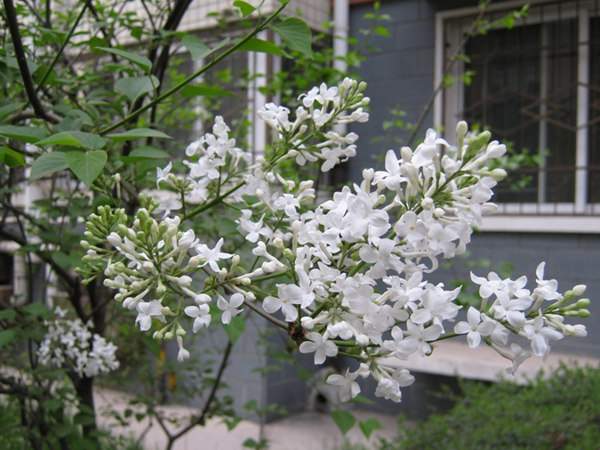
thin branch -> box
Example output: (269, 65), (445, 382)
(3, 0), (59, 123)
(244, 299), (288, 329)
(140, 0), (157, 33)
(166, 341), (233, 448)
(99, 1), (288, 135)
(36, 1), (89, 92)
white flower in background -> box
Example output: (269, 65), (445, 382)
(217, 293), (244, 324)
(38, 309), (119, 377)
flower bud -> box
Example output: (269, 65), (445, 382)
(490, 168), (507, 181)
(164, 331), (174, 340)
(576, 298), (591, 308)
(273, 238), (284, 249)
(421, 197), (434, 210)
(301, 316), (315, 330)
(456, 121), (468, 140)
(572, 284), (587, 296)
(433, 208), (445, 218)
(400, 146), (413, 162)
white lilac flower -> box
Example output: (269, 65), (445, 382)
(195, 238), (232, 272)
(135, 300), (164, 331)
(326, 369), (361, 402)
(217, 293), (244, 324)
(523, 316), (563, 356)
(176, 336), (190, 362)
(96, 80), (590, 405)
(299, 332), (338, 364)
(454, 307), (495, 348)
(184, 304), (211, 332)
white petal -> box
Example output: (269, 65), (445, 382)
(466, 331), (481, 348)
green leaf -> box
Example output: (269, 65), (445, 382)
(95, 47), (152, 72)
(115, 76), (158, 102)
(181, 83), (233, 98)
(234, 0), (256, 17)
(0, 125), (48, 143)
(181, 35), (210, 60)
(331, 410), (356, 435)
(36, 131), (106, 150)
(224, 315), (246, 344)
(30, 152), (68, 180)
(271, 17), (312, 57)
(0, 102), (24, 121)
(359, 418), (382, 439)
(0, 309), (16, 321)
(0, 146), (25, 167)
(239, 37), (284, 56)
(65, 150), (107, 186)
(0, 330), (16, 349)
(107, 128), (172, 142)
(125, 146), (170, 161)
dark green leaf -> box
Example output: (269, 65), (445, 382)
(224, 315), (246, 344)
(0, 330), (16, 349)
(107, 128), (172, 141)
(95, 47), (152, 72)
(234, 0), (256, 17)
(36, 131), (106, 150)
(65, 150), (107, 186)
(239, 37), (284, 56)
(0, 125), (48, 143)
(182, 35), (210, 60)
(331, 410), (356, 434)
(181, 83), (233, 98)
(30, 152), (68, 180)
(115, 76), (158, 102)
(359, 418), (382, 439)
(271, 17), (312, 57)
(0, 146), (25, 167)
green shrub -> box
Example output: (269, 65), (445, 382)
(390, 366), (600, 450)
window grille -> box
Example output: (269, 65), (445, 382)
(440, 0), (600, 215)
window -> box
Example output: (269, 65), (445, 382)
(437, 0), (600, 216)
(0, 252), (14, 305)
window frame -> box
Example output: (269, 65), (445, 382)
(434, 0), (600, 232)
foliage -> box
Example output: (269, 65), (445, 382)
(388, 366), (600, 450)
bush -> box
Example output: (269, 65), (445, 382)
(391, 366), (600, 450)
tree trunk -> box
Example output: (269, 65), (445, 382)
(73, 375), (98, 440)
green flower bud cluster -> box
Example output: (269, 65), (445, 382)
(77, 206), (128, 284)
